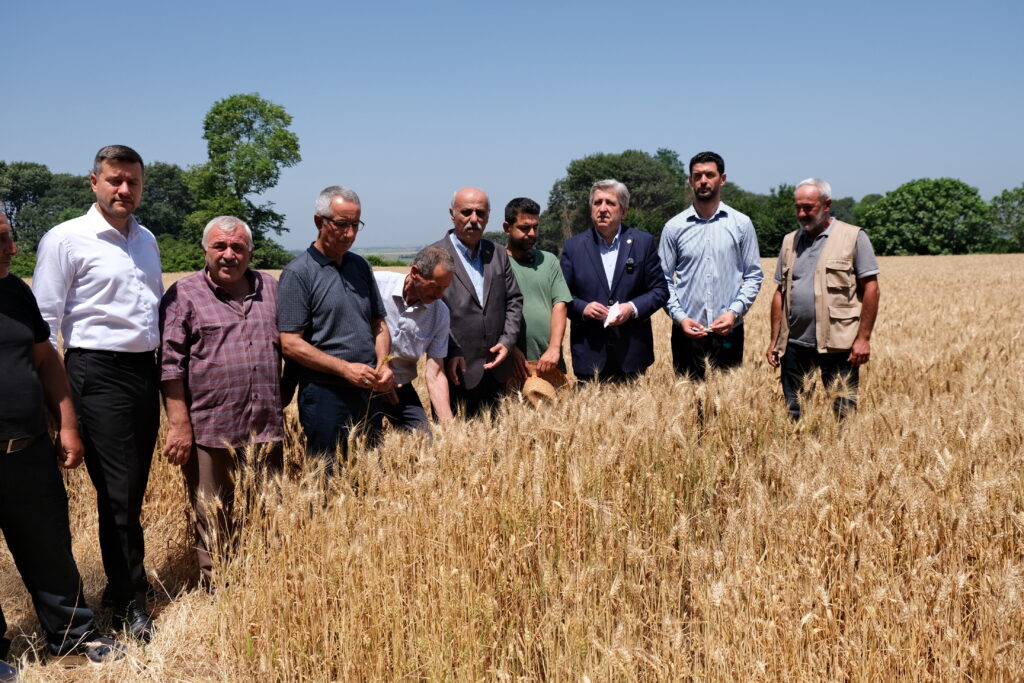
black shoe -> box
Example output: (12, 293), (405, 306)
(102, 581), (157, 608)
(0, 659), (16, 682)
(79, 636), (127, 664)
(112, 605), (155, 642)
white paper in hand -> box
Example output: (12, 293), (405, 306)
(604, 302), (621, 328)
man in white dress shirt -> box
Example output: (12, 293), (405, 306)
(367, 246), (455, 444)
(33, 145), (162, 641)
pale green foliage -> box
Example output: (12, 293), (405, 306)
(990, 183), (1024, 251)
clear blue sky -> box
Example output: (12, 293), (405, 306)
(3, 0), (1022, 250)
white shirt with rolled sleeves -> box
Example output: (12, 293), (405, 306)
(374, 270), (450, 386)
(32, 205), (163, 352)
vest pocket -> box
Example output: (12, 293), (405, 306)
(827, 303), (859, 349)
(825, 260), (854, 290)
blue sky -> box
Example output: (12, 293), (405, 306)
(3, 0), (1022, 250)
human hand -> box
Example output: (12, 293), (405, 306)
(583, 301), (609, 321)
(766, 344), (781, 368)
(163, 422), (193, 466)
(341, 361), (379, 389)
(536, 347), (560, 374)
(708, 311), (737, 336)
(605, 302), (634, 327)
(56, 428), (84, 469)
(373, 363), (395, 393)
(483, 343), (509, 370)
(681, 317), (708, 338)
(510, 347), (529, 381)
(848, 337), (871, 366)
(447, 356), (466, 385)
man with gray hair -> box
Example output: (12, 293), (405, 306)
(367, 246), (456, 443)
(279, 186), (393, 464)
(766, 179), (880, 419)
(560, 179), (668, 382)
(159, 215), (285, 584)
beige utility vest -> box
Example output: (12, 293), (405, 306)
(774, 220), (863, 355)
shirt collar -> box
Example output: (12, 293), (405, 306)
(800, 217), (836, 244)
(449, 231), (481, 261)
(595, 225), (622, 248)
(685, 202), (729, 223)
(388, 271), (412, 306)
(307, 242), (345, 267)
(87, 203), (140, 237)
(203, 268), (258, 300)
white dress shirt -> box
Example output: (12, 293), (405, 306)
(33, 205), (163, 352)
(374, 270), (450, 385)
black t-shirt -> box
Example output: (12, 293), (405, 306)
(0, 275), (49, 440)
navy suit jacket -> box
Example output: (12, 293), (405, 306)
(560, 225), (669, 377)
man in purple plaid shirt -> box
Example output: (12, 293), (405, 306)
(158, 216), (286, 585)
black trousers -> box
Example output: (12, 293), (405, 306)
(367, 383), (431, 447)
(0, 434), (96, 655)
(670, 324), (744, 381)
(574, 353), (645, 384)
(65, 348), (159, 609)
(448, 369), (507, 419)
(780, 343), (859, 420)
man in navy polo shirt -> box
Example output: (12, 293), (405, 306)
(278, 186), (393, 467)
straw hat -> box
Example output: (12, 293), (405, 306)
(520, 361), (569, 406)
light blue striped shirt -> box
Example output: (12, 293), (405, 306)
(658, 202), (763, 327)
(598, 226), (622, 288)
(449, 232), (485, 303)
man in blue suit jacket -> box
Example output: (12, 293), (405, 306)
(560, 179), (669, 382)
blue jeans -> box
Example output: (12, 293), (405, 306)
(780, 343), (859, 420)
(297, 381), (371, 468)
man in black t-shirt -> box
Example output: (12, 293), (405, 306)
(0, 215), (123, 673)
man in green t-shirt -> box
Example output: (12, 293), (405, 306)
(502, 198), (573, 379)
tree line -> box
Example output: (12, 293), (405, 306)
(514, 148), (1024, 258)
(1, 93), (300, 277)
(4, 102), (1023, 278)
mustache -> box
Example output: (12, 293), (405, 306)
(217, 258), (240, 267)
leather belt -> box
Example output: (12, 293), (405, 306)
(2, 436), (34, 454)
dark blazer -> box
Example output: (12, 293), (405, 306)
(560, 225), (669, 377)
(431, 231), (523, 389)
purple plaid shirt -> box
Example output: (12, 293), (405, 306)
(159, 269), (284, 448)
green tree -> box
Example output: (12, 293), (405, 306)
(0, 161), (53, 226)
(727, 184), (797, 256)
(859, 178), (995, 255)
(538, 149), (685, 252)
(12, 173), (92, 250)
(853, 193), (883, 225)
(134, 162), (194, 237)
(830, 196), (856, 223)
(990, 184), (1024, 252)
(184, 93), (301, 255)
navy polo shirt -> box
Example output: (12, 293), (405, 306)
(278, 244), (385, 385)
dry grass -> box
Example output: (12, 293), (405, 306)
(4, 254), (1024, 681)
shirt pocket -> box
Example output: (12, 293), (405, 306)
(827, 303), (860, 350)
(825, 259), (855, 291)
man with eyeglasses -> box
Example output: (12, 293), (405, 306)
(430, 187), (522, 418)
(278, 186), (393, 467)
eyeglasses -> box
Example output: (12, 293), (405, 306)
(320, 217), (365, 233)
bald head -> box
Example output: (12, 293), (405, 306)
(450, 187), (490, 251)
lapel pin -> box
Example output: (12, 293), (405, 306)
(626, 238), (632, 245)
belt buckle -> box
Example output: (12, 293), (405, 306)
(3, 438), (14, 454)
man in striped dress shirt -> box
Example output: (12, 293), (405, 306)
(658, 151), (764, 381)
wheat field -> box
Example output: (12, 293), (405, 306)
(3, 254), (1023, 681)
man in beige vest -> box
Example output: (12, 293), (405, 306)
(766, 179), (880, 419)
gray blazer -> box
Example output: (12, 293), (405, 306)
(430, 231), (523, 389)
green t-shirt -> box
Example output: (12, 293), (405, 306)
(508, 249), (572, 369)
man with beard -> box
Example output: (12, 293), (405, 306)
(33, 145), (162, 640)
(279, 186), (393, 465)
(560, 179), (668, 382)
(502, 197), (572, 381)
(658, 151), (763, 381)
(766, 179), (880, 420)
(430, 187), (522, 418)
(159, 216), (285, 585)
